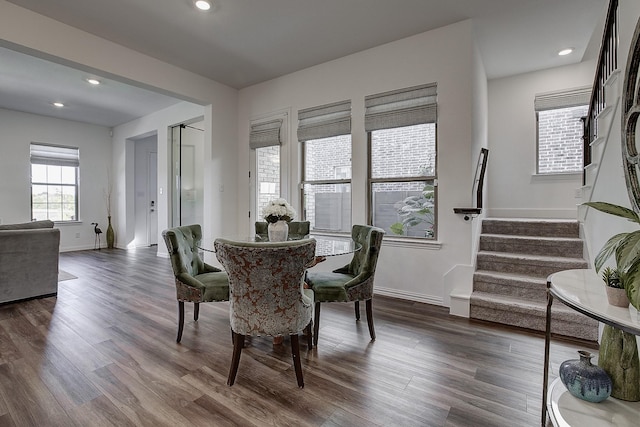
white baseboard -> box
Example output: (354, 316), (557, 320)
(449, 289), (471, 318)
(374, 286), (443, 306)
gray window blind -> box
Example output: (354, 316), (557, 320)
(297, 100), (351, 142)
(534, 86), (591, 111)
(365, 83), (437, 132)
(30, 142), (79, 167)
(249, 119), (283, 149)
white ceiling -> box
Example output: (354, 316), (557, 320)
(0, 0), (607, 127)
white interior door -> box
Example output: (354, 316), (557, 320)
(148, 151), (158, 246)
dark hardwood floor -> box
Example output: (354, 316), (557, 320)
(0, 247), (594, 426)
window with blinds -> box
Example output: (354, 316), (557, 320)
(366, 83), (438, 239)
(535, 87), (590, 174)
(249, 116), (286, 220)
(30, 142), (80, 221)
(299, 100), (352, 233)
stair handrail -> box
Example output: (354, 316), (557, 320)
(583, 0), (618, 185)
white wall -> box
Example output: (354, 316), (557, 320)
(487, 60), (597, 219)
(238, 20), (481, 304)
(0, 2), (240, 257)
(0, 108), (111, 251)
(584, 0), (640, 264)
(112, 102), (203, 252)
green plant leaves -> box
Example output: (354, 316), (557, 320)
(594, 233), (628, 272)
(584, 201), (640, 310)
(583, 202), (640, 223)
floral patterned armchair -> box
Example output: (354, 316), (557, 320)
(214, 238), (316, 387)
(162, 224), (229, 343)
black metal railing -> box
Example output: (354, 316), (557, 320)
(583, 0), (618, 185)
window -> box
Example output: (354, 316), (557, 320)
(30, 143), (79, 221)
(366, 84), (437, 239)
(249, 118), (284, 220)
(535, 87), (590, 174)
(299, 100), (352, 232)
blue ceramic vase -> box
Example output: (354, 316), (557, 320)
(559, 350), (612, 403)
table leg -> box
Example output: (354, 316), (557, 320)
(542, 285), (553, 426)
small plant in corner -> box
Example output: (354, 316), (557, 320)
(583, 201), (639, 309)
(601, 266), (624, 289)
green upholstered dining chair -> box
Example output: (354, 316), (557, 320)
(305, 225), (384, 346)
(255, 221), (311, 240)
(162, 224), (229, 343)
(214, 238), (316, 387)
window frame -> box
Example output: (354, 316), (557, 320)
(367, 123), (438, 240)
(534, 86), (591, 175)
(300, 134), (352, 234)
(30, 143), (80, 223)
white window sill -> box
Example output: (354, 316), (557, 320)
(53, 220), (83, 226)
(532, 172), (581, 182)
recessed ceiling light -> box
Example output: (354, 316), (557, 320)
(558, 48), (573, 56)
(86, 78), (101, 85)
(195, 1), (211, 11)
(53, 102), (64, 108)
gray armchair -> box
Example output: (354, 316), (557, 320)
(162, 224), (229, 343)
(214, 238), (316, 387)
(305, 225), (384, 346)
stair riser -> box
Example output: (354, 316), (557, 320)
(472, 281), (547, 300)
(479, 238), (583, 258)
(481, 221), (579, 238)
(469, 305), (598, 341)
(476, 257), (588, 278)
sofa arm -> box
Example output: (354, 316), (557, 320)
(0, 228), (60, 303)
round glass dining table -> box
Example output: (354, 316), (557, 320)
(199, 234), (361, 258)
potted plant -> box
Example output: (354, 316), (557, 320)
(601, 266), (629, 307)
(583, 201), (639, 310)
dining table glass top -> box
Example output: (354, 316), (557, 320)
(199, 234), (360, 258)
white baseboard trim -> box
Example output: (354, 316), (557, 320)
(60, 244), (96, 252)
(449, 290), (471, 318)
(374, 287), (443, 306)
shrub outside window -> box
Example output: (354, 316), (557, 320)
(369, 124), (436, 238)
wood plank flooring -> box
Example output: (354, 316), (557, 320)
(0, 247), (595, 426)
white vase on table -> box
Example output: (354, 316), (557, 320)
(268, 220), (289, 242)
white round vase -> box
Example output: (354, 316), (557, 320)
(268, 220), (289, 242)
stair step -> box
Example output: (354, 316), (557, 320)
(473, 270), (547, 300)
(479, 234), (583, 258)
(476, 251), (589, 278)
(481, 219), (579, 238)
(469, 292), (598, 341)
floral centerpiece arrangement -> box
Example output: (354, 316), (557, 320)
(262, 198), (296, 223)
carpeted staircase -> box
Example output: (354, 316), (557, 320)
(470, 218), (598, 341)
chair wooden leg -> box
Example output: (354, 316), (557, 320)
(290, 334), (304, 388)
(354, 300), (360, 320)
(177, 301), (185, 343)
(305, 321), (313, 349)
(194, 302), (200, 321)
(228, 332), (245, 386)
(366, 299), (376, 341)
(313, 302), (321, 346)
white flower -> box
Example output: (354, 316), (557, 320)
(262, 198), (296, 223)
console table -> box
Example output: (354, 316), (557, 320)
(543, 269), (640, 426)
